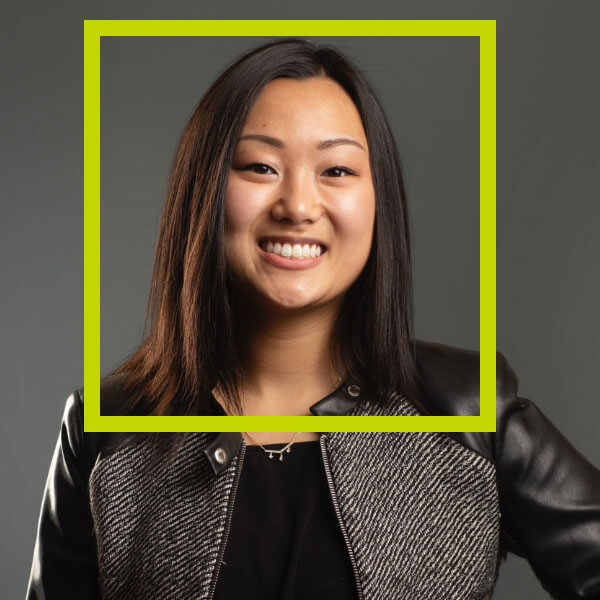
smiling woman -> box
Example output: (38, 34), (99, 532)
(225, 77), (375, 312)
(93, 38), (422, 428)
(26, 39), (600, 600)
(221, 76), (377, 426)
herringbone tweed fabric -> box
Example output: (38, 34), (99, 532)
(325, 393), (501, 599)
(89, 393), (500, 600)
(90, 432), (239, 599)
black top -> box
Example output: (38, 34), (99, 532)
(213, 439), (358, 599)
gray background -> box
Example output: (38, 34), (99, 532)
(2, 1), (599, 598)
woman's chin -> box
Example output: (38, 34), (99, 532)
(253, 286), (326, 313)
(264, 294), (320, 312)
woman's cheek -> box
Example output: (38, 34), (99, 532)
(224, 177), (268, 234)
(331, 181), (376, 247)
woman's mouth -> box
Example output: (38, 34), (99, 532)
(257, 240), (327, 270)
(258, 240), (325, 258)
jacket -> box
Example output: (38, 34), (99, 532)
(26, 340), (600, 599)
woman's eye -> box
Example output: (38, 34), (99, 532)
(241, 163), (276, 175)
(323, 166), (355, 177)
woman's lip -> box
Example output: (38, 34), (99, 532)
(257, 243), (325, 270)
(258, 236), (326, 249)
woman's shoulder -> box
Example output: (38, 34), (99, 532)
(58, 374), (143, 471)
(410, 339), (522, 464)
(414, 338), (519, 419)
(67, 372), (131, 416)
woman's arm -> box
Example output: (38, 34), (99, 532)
(26, 389), (100, 599)
(496, 362), (600, 599)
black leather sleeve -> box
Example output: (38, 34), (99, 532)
(496, 354), (600, 599)
(26, 389), (100, 599)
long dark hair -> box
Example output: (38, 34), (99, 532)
(108, 38), (428, 417)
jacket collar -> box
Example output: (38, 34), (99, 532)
(203, 383), (360, 475)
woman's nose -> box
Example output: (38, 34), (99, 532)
(270, 171), (323, 224)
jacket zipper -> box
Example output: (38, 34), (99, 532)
(320, 435), (364, 600)
(207, 441), (247, 600)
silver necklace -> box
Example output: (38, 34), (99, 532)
(244, 430), (304, 461)
(244, 374), (344, 462)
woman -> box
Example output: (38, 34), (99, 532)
(26, 39), (600, 599)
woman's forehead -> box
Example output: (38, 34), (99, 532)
(240, 77), (368, 148)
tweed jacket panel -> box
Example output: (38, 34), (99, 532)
(89, 432), (240, 600)
(89, 392), (500, 600)
(325, 393), (500, 600)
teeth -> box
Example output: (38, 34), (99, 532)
(260, 240), (324, 259)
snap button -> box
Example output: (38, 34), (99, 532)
(347, 384), (360, 397)
(214, 447), (228, 465)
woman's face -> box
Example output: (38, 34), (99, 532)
(224, 76), (376, 312)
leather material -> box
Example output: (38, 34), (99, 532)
(205, 384), (359, 476)
(26, 340), (600, 599)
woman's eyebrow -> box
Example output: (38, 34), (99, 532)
(318, 137), (366, 152)
(237, 134), (365, 152)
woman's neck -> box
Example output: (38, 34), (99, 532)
(232, 297), (344, 417)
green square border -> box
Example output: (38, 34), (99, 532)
(84, 19), (496, 433)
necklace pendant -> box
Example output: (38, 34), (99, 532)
(268, 452), (274, 459)
(279, 454), (284, 462)
(286, 447), (291, 453)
